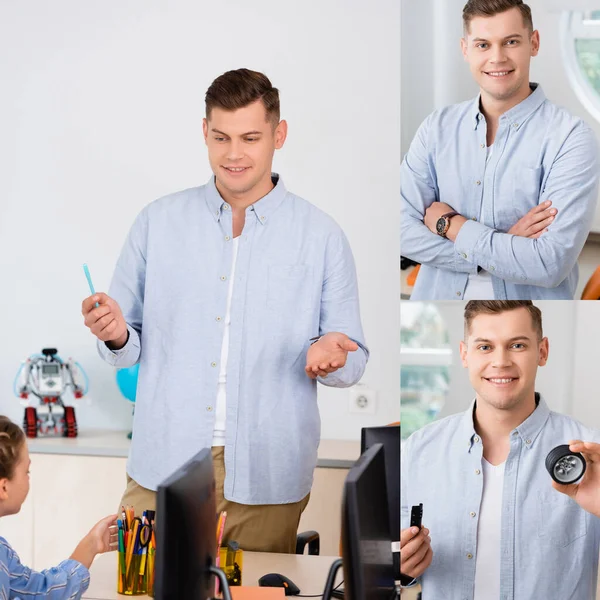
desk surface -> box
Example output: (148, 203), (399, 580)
(83, 551), (342, 599)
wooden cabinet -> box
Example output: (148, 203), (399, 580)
(0, 489), (34, 566)
(299, 467), (348, 557)
(0, 451), (347, 567)
(32, 454), (127, 569)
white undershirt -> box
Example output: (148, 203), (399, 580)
(212, 237), (240, 447)
(464, 144), (495, 300)
(473, 458), (505, 600)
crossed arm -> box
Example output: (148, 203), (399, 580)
(401, 118), (599, 288)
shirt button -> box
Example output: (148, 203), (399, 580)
(467, 553), (473, 559)
(211, 361), (217, 367)
(513, 123), (519, 128)
(470, 511), (476, 517)
(216, 316), (222, 322)
(220, 276), (227, 281)
(223, 204), (230, 210)
(225, 236), (231, 241)
(480, 143), (485, 148)
(461, 252), (467, 259)
(456, 291), (461, 297)
(260, 216), (266, 221)
(474, 436), (480, 443)
(475, 469), (481, 475)
(526, 439), (532, 445)
(206, 406), (213, 412)
(216, 211), (220, 216)
(490, 266), (495, 272)
(476, 180), (481, 185)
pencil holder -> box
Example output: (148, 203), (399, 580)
(116, 508), (156, 596)
(218, 545), (244, 586)
(117, 548), (154, 595)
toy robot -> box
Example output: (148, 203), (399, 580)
(14, 348), (88, 438)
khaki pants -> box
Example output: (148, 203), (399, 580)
(119, 447), (310, 553)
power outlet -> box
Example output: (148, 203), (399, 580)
(349, 384), (377, 414)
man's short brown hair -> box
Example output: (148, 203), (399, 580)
(462, 0), (533, 34)
(464, 300), (543, 341)
(205, 68), (280, 126)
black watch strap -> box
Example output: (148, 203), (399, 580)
(399, 573), (417, 587)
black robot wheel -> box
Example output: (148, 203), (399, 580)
(545, 444), (586, 485)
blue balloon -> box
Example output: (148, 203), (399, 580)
(115, 364), (139, 403)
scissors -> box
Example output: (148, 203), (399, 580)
(138, 521), (153, 577)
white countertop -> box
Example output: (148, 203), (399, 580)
(27, 431), (360, 468)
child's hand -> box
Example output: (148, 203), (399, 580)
(89, 514), (119, 554)
(70, 514), (119, 569)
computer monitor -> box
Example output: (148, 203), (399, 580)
(361, 425), (400, 575)
(340, 443), (396, 599)
(154, 448), (229, 600)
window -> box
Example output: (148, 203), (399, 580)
(561, 10), (600, 123)
(400, 303), (452, 440)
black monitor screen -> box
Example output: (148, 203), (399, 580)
(361, 425), (400, 539)
(154, 448), (216, 600)
(341, 443), (396, 600)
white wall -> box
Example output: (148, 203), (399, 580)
(0, 0), (400, 440)
(417, 301), (593, 423)
(401, 0), (600, 232)
(572, 301), (600, 430)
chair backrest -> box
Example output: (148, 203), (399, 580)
(581, 266), (600, 300)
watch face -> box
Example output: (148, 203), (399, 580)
(436, 217), (446, 236)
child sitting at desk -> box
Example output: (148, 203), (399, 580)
(0, 415), (118, 598)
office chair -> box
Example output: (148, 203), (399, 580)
(406, 264), (420, 287)
(296, 530), (320, 555)
(581, 266), (600, 299)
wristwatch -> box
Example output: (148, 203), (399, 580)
(435, 211), (459, 238)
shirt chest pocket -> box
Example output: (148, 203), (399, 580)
(537, 491), (587, 547)
(267, 265), (313, 313)
(502, 165), (543, 228)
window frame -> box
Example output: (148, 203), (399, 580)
(560, 10), (600, 125)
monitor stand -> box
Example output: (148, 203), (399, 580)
(322, 559), (343, 599)
(208, 565), (233, 600)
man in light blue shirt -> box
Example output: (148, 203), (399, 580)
(401, 300), (600, 599)
(81, 69), (368, 553)
(401, 0), (600, 300)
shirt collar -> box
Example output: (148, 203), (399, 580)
(205, 173), (287, 225)
(461, 392), (551, 452)
(471, 82), (546, 131)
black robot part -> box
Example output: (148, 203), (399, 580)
(545, 444), (587, 485)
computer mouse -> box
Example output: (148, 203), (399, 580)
(258, 573), (301, 596)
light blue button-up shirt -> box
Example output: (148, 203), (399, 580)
(401, 84), (600, 300)
(97, 175), (368, 504)
(0, 537), (89, 599)
(401, 396), (600, 599)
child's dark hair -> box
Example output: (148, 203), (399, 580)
(0, 417), (25, 479)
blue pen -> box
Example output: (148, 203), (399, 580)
(83, 264), (99, 307)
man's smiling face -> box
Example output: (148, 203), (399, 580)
(461, 6), (539, 104)
(460, 307), (548, 412)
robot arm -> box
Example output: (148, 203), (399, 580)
(64, 360), (85, 398)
